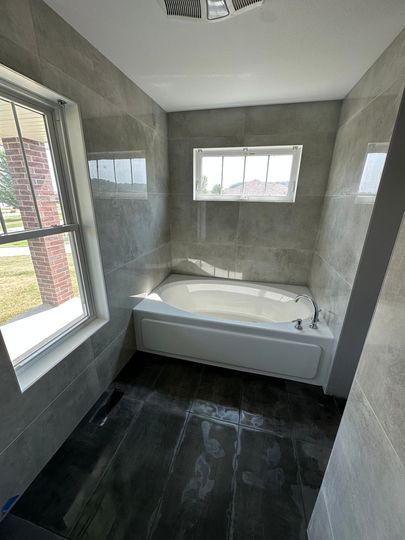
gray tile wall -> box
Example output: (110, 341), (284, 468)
(309, 28), (405, 395)
(308, 214), (405, 539)
(168, 101), (341, 284)
(0, 0), (170, 513)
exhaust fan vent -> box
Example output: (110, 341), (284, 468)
(159, 0), (263, 21)
(232, 0), (262, 10)
(163, 0), (202, 18)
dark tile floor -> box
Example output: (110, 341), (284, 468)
(0, 353), (344, 540)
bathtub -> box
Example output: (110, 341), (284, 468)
(133, 274), (333, 388)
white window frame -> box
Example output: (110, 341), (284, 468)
(193, 145), (303, 202)
(0, 64), (109, 391)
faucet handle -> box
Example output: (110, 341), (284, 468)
(293, 318), (303, 330)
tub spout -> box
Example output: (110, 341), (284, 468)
(295, 294), (320, 329)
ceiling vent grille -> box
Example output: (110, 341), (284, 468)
(163, 0), (202, 18)
(232, 0), (262, 10)
(159, 0), (263, 21)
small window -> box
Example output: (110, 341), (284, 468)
(357, 142), (389, 203)
(0, 75), (105, 380)
(193, 145), (302, 202)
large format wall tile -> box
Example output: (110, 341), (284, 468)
(0, 0), (170, 518)
(168, 102), (340, 284)
(169, 107), (245, 138)
(171, 241), (237, 279)
(315, 195), (374, 286)
(310, 29), (405, 539)
(309, 27), (405, 395)
(170, 196), (240, 244)
(340, 29), (405, 126)
(244, 101), (341, 136)
(318, 382), (405, 539)
(355, 215), (405, 464)
(309, 254), (352, 353)
(235, 245), (312, 285)
(237, 197), (323, 251)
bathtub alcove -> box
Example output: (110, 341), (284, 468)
(134, 274), (333, 388)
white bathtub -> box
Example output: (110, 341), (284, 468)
(134, 274), (333, 388)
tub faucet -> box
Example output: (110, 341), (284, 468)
(295, 294), (320, 329)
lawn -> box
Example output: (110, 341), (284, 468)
(4, 213), (23, 230)
(1, 211), (27, 248)
(0, 254), (79, 325)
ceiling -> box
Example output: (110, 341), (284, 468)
(43, 0), (405, 112)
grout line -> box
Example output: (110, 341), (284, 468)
(314, 251), (353, 288)
(146, 410), (191, 540)
(340, 74), (403, 128)
(69, 397), (147, 536)
(227, 420), (242, 540)
(103, 241), (171, 277)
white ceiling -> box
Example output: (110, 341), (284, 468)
(43, 0), (405, 112)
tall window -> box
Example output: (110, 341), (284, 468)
(0, 90), (93, 369)
(193, 145), (302, 202)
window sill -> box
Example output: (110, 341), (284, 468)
(193, 196), (295, 203)
(15, 317), (108, 392)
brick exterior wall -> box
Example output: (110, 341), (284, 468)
(3, 137), (74, 306)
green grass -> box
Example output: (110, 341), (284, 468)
(0, 254), (79, 325)
(1, 211), (25, 247)
(4, 212), (23, 230)
(0, 239), (28, 248)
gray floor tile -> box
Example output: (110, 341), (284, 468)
(232, 427), (307, 540)
(151, 414), (238, 539)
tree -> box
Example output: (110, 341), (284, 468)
(211, 183), (222, 195)
(197, 174), (208, 193)
(0, 148), (18, 208)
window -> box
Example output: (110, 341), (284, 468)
(357, 142), (389, 203)
(193, 145), (302, 202)
(88, 151), (148, 198)
(0, 65), (108, 388)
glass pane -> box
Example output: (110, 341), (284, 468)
(131, 157), (147, 194)
(207, 0), (229, 19)
(0, 231), (86, 365)
(115, 158), (132, 193)
(266, 154), (293, 197)
(199, 156), (222, 195)
(15, 104), (65, 227)
(222, 155), (244, 196)
(0, 98), (40, 232)
(244, 155), (268, 196)
(358, 143), (388, 197)
(97, 158), (116, 194)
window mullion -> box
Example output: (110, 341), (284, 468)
(10, 102), (43, 229)
(242, 154), (247, 196)
(0, 208), (7, 234)
(265, 154), (270, 193)
(220, 156), (224, 193)
(113, 158), (117, 193)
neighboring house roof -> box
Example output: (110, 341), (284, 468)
(223, 179), (288, 196)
